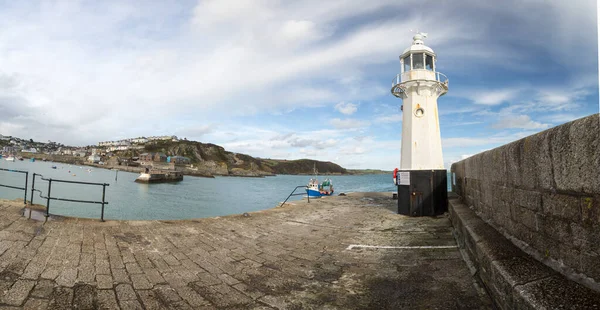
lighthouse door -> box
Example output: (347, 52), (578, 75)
(397, 170), (445, 216)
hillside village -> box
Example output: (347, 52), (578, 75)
(0, 134), (382, 177)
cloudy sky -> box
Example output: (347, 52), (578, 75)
(0, 0), (598, 169)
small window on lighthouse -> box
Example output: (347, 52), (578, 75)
(413, 53), (424, 69)
(403, 56), (411, 72)
(415, 107), (425, 117)
(426, 55), (433, 70)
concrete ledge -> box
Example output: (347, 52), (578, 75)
(450, 197), (600, 309)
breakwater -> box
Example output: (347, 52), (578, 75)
(451, 113), (600, 290)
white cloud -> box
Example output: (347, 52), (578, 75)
(457, 88), (521, 106)
(329, 118), (370, 129)
(492, 115), (549, 130)
(375, 114), (402, 123)
(334, 102), (358, 115)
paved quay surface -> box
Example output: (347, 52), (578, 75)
(0, 193), (492, 309)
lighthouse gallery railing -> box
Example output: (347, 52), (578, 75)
(391, 71), (449, 88)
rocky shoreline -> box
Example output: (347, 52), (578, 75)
(17, 153), (389, 178)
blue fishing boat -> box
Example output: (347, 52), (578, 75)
(306, 164), (334, 198)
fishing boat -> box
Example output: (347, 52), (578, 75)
(306, 164), (334, 198)
(5, 156), (15, 162)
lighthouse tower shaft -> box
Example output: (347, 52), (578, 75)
(400, 82), (444, 170)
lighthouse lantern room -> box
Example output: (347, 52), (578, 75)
(392, 33), (449, 217)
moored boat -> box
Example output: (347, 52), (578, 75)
(306, 164), (334, 198)
(307, 178), (334, 197)
(5, 156), (15, 162)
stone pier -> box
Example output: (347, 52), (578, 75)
(0, 193), (491, 309)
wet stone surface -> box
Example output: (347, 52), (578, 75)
(0, 193), (492, 309)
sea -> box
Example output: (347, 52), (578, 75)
(0, 160), (453, 220)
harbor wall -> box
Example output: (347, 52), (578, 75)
(451, 113), (600, 289)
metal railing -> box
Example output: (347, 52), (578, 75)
(30, 173), (110, 221)
(391, 70), (449, 88)
(280, 185), (309, 208)
(0, 168), (28, 206)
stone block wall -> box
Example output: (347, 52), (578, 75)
(451, 114), (600, 288)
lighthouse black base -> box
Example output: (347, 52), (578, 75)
(396, 170), (448, 216)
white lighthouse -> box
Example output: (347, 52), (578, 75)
(392, 33), (449, 216)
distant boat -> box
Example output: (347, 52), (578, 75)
(51, 166), (57, 169)
(5, 156), (15, 162)
(306, 164), (334, 198)
(30, 158), (35, 162)
(17, 157), (23, 161)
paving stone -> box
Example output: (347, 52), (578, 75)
(116, 283), (137, 302)
(95, 274), (113, 289)
(161, 254), (181, 266)
(2, 279), (35, 306)
(76, 264), (95, 284)
(153, 285), (182, 303)
(72, 284), (96, 309)
(143, 269), (165, 286)
(219, 273), (241, 285)
(133, 253), (154, 269)
(96, 290), (118, 310)
(176, 286), (210, 308)
(233, 282), (265, 300)
(162, 272), (188, 288)
(30, 279), (55, 299)
(112, 267), (130, 283)
(55, 268), (77, 287)
(23, 298), (49, 309)
(121, 251), (136, 264)
(119, 299), (144, 310)
(125, 262), (143, 274)
(137, 290), (164, 310)
(21, 260), (46, 280)
(194, 272), (222, 287)
(48, 286), (73, 310)
(109, 255), (125, 270)
(131, 273), (153, 290)
(95, 259), (110, 275)
(40, 267), (60, 280)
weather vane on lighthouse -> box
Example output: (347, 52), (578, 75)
(391, 32), (449, 216)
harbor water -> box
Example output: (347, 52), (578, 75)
(0, 160), (452, 220)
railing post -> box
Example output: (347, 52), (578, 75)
(101, 184), (106, 222)
(46, 179), (52, 219)
(23, 172), (28, 206)
(30, 173), (36, 206)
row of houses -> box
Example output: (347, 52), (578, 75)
(86, 152), (191, 166)
(139, 153), (191, 165)
(98, 135), (178, 147)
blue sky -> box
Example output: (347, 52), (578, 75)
(0, 0), (597, 170)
